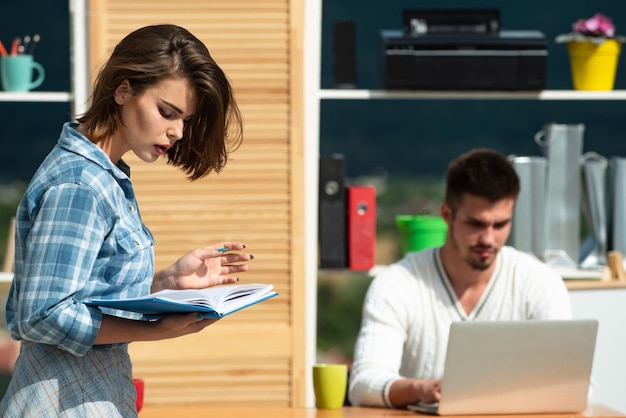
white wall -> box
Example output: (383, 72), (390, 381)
(570, 287), (626, 413)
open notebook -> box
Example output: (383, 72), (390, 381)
(409, 319), (598, 416)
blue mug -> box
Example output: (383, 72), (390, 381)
(0, 55), (45, 92)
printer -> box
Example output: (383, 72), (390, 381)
(380, 10), (547, 90)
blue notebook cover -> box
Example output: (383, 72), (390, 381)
(86, 283), (278, 319)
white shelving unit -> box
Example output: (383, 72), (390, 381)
(0, 0), (88, 115)
(0, 0), (88, 287)
(310, 90), (626, 416)
(304, 1), (626, 412)
(318, 89), (626, 100)
(0, 92), (72, 102)
(0, 273), (11, 294)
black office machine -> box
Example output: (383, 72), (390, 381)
(380, 9), (547, 90)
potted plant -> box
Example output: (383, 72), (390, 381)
(556, 13), (626, 90)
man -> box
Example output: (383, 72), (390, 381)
(348, 148), (571, 408)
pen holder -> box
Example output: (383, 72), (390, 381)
(0, 55), (45, 92)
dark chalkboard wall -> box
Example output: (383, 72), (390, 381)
(0, 1), (71, 185)
(2, 1), (626, 184)
(319, 0), (626, 179)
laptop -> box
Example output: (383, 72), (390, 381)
(408, 319), (598, 416)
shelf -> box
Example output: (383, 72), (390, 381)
(0, 273), (12, 294)
(318, 89), (626, 101)
(0, 92), (72, 102)
(318, 265), (626, 291)
(565, 279), (626, 290)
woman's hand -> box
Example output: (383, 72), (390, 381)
(151, 313), (220, 340)
(94, 313), (221, 345)
(152, 242), (253, 292)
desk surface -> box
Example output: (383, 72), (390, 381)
(4, 274), (626, 292)
(138, 405), (623, 418)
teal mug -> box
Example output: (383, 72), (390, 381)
(0, 55), (45, 92)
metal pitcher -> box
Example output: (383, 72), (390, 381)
(579, 152), (608, 269)
(509, 155), (547, 260)
(534, 123), (584, 267)
(608, 157), (626, 269)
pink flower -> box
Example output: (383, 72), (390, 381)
(572, 13), (615, 38)
(556, 12), (625, 44)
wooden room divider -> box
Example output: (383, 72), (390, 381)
(87, 0), (307, 407)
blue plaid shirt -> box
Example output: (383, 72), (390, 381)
(5, 122), (155, 356)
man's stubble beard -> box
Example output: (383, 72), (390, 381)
(449, 222), (498, 271)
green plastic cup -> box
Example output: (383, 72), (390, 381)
(396, 215), (447, 254)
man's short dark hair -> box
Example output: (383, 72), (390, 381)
(444, 148), (520, 215)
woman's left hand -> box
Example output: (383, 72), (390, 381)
(153, 242), (252, 291)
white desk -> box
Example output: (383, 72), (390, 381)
(570, 286), (626, 414)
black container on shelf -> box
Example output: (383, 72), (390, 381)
(380, 29), (547, 90)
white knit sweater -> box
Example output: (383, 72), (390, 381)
(348, 246), (572, 407)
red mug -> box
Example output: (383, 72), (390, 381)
(133, 378), (144, 412)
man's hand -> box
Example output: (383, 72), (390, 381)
(389, 378), (442, 408)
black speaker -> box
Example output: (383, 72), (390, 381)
(319, 154), (347, 268)
(333, 20), (357, 88)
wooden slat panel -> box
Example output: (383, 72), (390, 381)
(106, 0), (287, 8)
(130, 323), (291, 404)
(286, 0), (308, 406)
(130, 322), (291, 359)
(89, 0), (306, 407)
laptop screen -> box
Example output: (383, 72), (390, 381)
(410, 319), (597, 416)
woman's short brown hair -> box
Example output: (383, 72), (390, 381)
(77, 24), (243, 180)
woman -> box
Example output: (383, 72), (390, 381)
(0, 24), (251, 416)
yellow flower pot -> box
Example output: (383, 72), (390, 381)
(567, 39), (621, 90)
